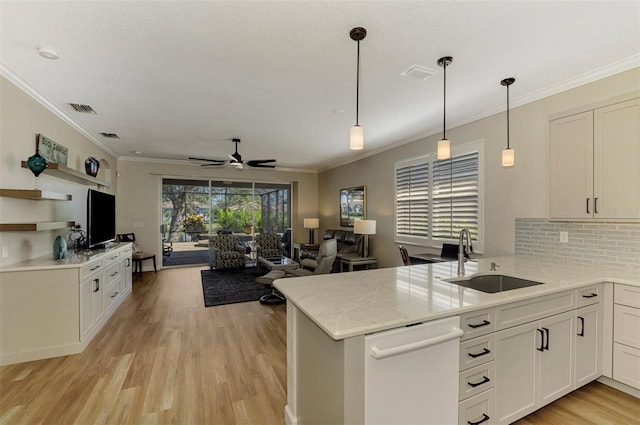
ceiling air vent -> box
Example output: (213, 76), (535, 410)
(401, 65), (436, 80)
(100, 132), (120, 139)
(68, 103), (97, 114)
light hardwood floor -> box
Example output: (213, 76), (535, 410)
(1, 267), (638, 425)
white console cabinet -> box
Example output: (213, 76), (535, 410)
(0, 243), (133, 365)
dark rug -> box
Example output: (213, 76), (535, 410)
(201, 267), (271, 307)
(163, 250), (209, 267)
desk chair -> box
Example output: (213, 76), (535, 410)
(116, 233), (157, 276)
(399, 245), (411, 266)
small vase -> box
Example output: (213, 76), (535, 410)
(26, 150), (48, 189)
(85, 157), (100, 177)
(53, 235), (67, 260)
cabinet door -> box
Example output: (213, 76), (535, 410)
(495, 322), (538, 425)
(538, 312), (574, 407)
(91, 276), (104, 323)
(123, 255), (133, 291)
(594, 98), (640, 219)
(549, 111), (594, 219)
(575, 304), (602, 388)
(80, 279), (94, 341)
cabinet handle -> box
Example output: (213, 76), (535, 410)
(582, 293), (598, 298)
(586, 198), (590, 214)
(110, 272), (118, 277)
(468, 414), (490, 425)
(126, 258), (131, 267)
(93, 278), (100, 293)
(578, 317), (585, 337)
(468, 348), (491, 358)
(467, 376), (490, 388)
(90, 265), (100, 272)
(543, 327), (550, 351)
(110, 291), (119, 298)
(467, 320), (490, 329)
(594, 197), (599, 214)
(537, 328), (545, 351)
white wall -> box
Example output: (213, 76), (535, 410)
(318, 68), (640, 268)
(0, 77), (117, 267)
(115, 159), (318, 269)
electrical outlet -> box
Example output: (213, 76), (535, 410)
(560, 231), (569, 243)
(2, 246), (8, 258)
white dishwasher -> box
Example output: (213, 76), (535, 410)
(364, 316), (463, 424)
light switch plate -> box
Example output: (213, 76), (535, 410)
(560, 231), (569, 243)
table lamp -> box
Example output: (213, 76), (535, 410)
(303, 218), (319, 245)
(354, 219), (376, 258)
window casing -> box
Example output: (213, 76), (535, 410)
(395, 140), (483, 252)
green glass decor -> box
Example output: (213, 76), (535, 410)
(26, 150), (48, 189)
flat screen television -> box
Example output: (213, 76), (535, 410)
(87, 189), (116, 249)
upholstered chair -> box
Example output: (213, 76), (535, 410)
(284, 238), (337, 277)
(255, 232), (283, 258)
(209, 234), (246, 270)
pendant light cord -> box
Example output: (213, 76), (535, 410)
(443, 61), (447, 140)
(506, 84), (510, 149)
(356, 39), (360, 126)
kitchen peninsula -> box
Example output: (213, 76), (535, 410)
(275, 256), (640, 425)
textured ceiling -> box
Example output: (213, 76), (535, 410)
(1, 1), (639, 171)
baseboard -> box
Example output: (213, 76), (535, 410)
(597, 376), (640, 398)
(284, 405), (297, 425)
(0, 342), (82, 366)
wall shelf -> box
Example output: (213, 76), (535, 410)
(0, 189), (72, 201)
(0, 221), (75, 232)
(21, 162), (109, 187)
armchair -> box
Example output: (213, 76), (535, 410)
(209, 234), (247, 270)
(255, 232), (283, 258)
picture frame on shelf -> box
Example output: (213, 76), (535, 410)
(339, 185), (366, 227)
(36, 133), (68, 166)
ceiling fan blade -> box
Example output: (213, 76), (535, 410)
(200, 162), (226, 167)
(247, 159), (276, 168)
(188, 156), (226, 164)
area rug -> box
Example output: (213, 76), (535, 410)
(163, 250), (209, 267)
(201, 267), (271, 307)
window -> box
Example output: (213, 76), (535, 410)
(395, 141), (483, 251)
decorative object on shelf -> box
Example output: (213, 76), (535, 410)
(26, 150), (48, 189)
(437, 56), (453, 160)
(501, 77), (516, 168)
(303, 218), (319, 244)
(67, 224), (87, 252)
(340, 185), (366, 227)
(53, 235), (67, 260)
(349, 26), (367, 151)
(36, 134), (68, 166)
(354, 219), (376, 258)
(84, 157), (100, 177)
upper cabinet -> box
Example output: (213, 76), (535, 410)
(550, 97), (640, 220)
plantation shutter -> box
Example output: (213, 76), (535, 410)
(396, 161), (429, 237)
(432, 152), (479, 241)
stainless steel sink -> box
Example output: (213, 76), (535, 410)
(445, 274), (543, 293)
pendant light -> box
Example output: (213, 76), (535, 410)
(437, 56), (453, 160)
(349, 27), (367, 150)
(501, 77), (516, 167)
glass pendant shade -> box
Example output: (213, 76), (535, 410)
(502, 147), (515, 167)
(437, 138), (451, 160)
(350, 125), (364, 150)
(26, 150), (47, 177)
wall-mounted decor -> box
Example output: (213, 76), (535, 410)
(84, 157), (100, 177)
(340, 185), (366, 227)
(36, 134), (68, 166)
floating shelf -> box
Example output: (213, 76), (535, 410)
(21, 162), (109, 187)
(0, 221), (75, 232)
(0, 189), (72, 201)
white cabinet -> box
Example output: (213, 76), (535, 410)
(613, 284), (640, 389)
(550, 97), (640, 220)
(538, 312), (575, 405)
(80, 259), (104, 341)
(574, 303), (603, 388)
(121, 246), (133, 292)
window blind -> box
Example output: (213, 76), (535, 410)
(396, 161), (429, 237)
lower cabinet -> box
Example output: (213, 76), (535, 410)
(613, 284), (640, 389)
(574, 303), (603, 387)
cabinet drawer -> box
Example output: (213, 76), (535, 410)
(577, 283), (603, 307)
(614, 304), (640, 349)
(496, 290), (575, 330)
(103, 251), (121, 266)
(80, 260), (103, 280)
(460, 334), (496, 372)
(103, 280), (121, 311)
(459, 361), (495, 401)
(615, 284), (640, 309)
(460, 308), (496, 341)
(459, 388), (495, 425)
(104, 262), (121, 286)
(613, 343), (640, 390)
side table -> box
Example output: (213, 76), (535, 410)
(340, 256), (378, 272)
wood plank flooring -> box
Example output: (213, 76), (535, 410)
(1, 267), (638, 424)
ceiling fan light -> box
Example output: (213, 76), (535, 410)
(502, 147), (515, 168)
(350, 125), (364, 150)
(437, 138), (451, 160)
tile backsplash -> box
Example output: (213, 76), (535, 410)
(515, 218), (640, 271)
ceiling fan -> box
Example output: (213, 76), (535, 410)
(189, 138), (276, 169)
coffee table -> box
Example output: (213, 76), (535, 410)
(258, 255), (299, 271)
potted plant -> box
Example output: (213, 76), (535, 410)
(183, 214), (206, 241)
(243, 222), (253, 234)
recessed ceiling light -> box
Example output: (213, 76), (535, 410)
(332, 108), (344, 115)
(36, 45), (59, 60)
(401, 65), (436, 80)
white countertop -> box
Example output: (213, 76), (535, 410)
(274, 255), (640, 340)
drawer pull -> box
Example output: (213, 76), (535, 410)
(468, 348), (491, 358)
(93, 279), (100, 293)
(578, 316), (585, 337)
(110, 272), (118, 277)
(89, 265), (100, 272)
(582, 293), (598, 298)
(467, 320), (490, 329)
(468, 414), (490, 425)
(110, 291), (119, 299)
(467, 376), (490, 388)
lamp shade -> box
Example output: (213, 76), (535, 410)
(303, 218), (319, 229)
(502, 148), (515, 167)
(354, 219), (376, 235)
(350, 125), (364, 150)
(437, 138), (451, 160)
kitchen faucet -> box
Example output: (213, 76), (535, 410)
(458, 228), (473, 276)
